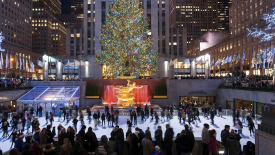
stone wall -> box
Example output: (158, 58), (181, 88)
(255, 129), (275, 155)
(217, 88), (275, 108)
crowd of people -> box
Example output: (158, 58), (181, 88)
(0, 103), (257, 155)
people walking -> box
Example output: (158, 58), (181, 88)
(202, 123), (210, 155)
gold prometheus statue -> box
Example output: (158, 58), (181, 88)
(114, 80), (143, 106)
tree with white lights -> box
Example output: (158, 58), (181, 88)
(0, 32), (5, 52)
(248, 8), (275, 42)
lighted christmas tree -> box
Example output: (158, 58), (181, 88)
(95, 0), (158, 77)
(248, 8), (275, 42)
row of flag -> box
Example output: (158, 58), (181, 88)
(0, 52), (36, 72)
(211, 47), (275, 69)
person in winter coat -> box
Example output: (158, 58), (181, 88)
(129, 130), (139, 155)
(220, 125), (230, 154)
(241, 108), (247, 123)
(58, 128), (67, 147)
(184, 124), (195, 153)
(175, 130), (192, 155)
(73, 134), (85, 155)
(93, 113), (98, 128)
(1, 121), (9, 138)
(25, 133), (34, 145)
(226, 130), (240, 155)
(67, 126), (75, 146)
(72, 117), (78, 132)
(59, 138), (73, 155)
(243, 141), (255, 155)
(39, 128), (48, 145)
(164, 124), (174, 155)
(142, 132), (154, 155)
(248, 120), (255, 136)
(85, 127), (98, 154)
(43, 144), (57, 155)
(236, 119), (243, 135)
(46, 125), (54, 144)
(101, 113), (106, 127)
(210, 110), (215, 125)
(151, 145), (164, 155)
(33, 128), (40, 143)
(182, 111), (186, 124)
(107, 112), (111, 126)
(14, 133), (24, 153)
(22, 143), (35, 155)
(114, 125), (124, 155)
(26, 119), (31, 133)
(208, 129), (218, 155)
(22, 117), (26, 132)
(9, 129), (18, 148)
(202, 123), (210, 155)
(78, 125), (86, 146)
(99, 135), (111, 155)
(46, 111), (49, 124)
(218, 105), (223, 117)
(154, 126), (163, 148)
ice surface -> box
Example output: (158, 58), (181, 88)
(0, 115), (257, 153)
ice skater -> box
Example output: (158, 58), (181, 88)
(210, 109), (215, 125)
(133, 111), (137, 126)
(1, 121), (9, 138)
(107, 112), (111, 126)
(101, 113), (106, 127)
(161, 110), (165, 122)
(141, 109), (146, 122)
(248, 120), (255, 136)
(93, 112), (98, 128)
(80, 112), (84, 125)
(9, 130), (17, 148)
(49, 112), (54, 126)
(155, 112), (159, 124)
(45, 111), (49, 124)
(72, 116), (78, 132)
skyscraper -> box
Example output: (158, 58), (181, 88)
(32, 0), (66, 56)
(169, 0), (219, 44)
(217, 0), (232, 30)
(0, 0), (42, 79)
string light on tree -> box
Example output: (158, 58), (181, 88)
(0, 32), (5, 52)
(247, 8), (275, 42)
(95, 0), (158, 77)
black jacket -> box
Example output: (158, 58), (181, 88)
(22, 150), (35, 155)
(175, 135), (192, 153)
(186, 129), (195, 151)
(221, 129), (229, 146)
(164, 128), (174, 147)
(129, 133), (139, 155)
(115, 128), (124, 144)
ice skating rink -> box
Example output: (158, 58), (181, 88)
(0, 115), (257, 153)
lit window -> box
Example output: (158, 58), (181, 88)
(71, 34), (74, 37)
(14, 34), (16, 37)
(76, 33), (80, 37)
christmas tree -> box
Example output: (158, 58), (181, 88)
(95, 0), (158, 77)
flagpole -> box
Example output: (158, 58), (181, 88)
(80, 60), (81, 80)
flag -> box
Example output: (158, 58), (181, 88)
(271, 47), (274, 61)
(5, 52), (8, 69)
(80, 60), (86, 66)
(0, 52), (3, 69)
(37, 60), (43, 68)
(74, 60), (80, 66)
(210, 59), (214, 67)
(10, 53), (13, 69)
(168, 59), (172, 70)
(19, 55), (22, 70)
(68, 60), (74, 68)
(228, 55), (232, 62)
(23, 56), (25, 70)
(242, 52), (245, 65)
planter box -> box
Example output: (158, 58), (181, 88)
(86, 96), (100, 99)
(153, 96), (167, 99)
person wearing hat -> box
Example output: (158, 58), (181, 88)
(151, 145), (164, 155)
(25, 133), (33, 145)
(14, 133), (24, 153)
(33, 128), (40, 143)
(30, 141), (41, 155)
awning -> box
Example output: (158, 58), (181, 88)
(17, 86), (80, 104)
